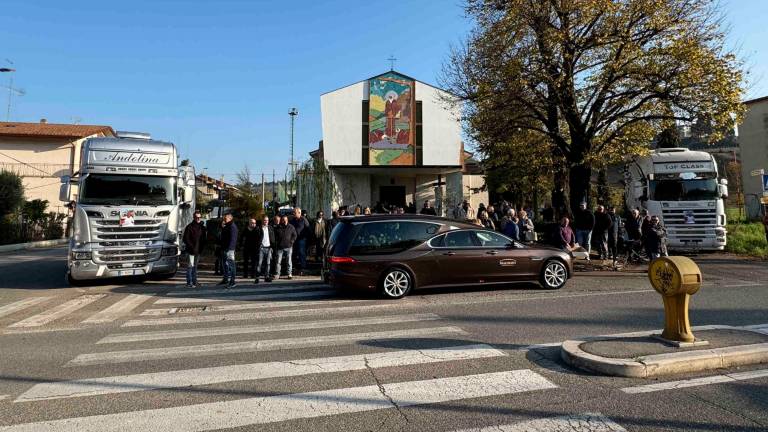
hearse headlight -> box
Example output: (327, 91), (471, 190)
(72, 251), (91, 260)
(85, 211), (104, 218)
(155, 210), (171, 217)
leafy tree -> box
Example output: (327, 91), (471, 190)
(229, 165), (263, 219)
(0, 170), (24, 218)
(443, 0), (744, 214)
(23, 199), (49, 224)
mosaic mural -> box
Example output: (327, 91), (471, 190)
(368, 72), (415, 165)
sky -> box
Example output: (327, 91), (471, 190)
(1, 0), (766, 183)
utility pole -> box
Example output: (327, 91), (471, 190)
(288, 107), (298, 204)
(261, 172), (265, 211)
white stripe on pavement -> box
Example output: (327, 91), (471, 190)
(621, 368), (768, 394)
(0, 297), (51, 319)
(451, 412), (626, 431)
(141, 298), (369, 316)
(69, 326), (468, 366)
(81, 294), (151, 324)
(0, 395), (9, 401)
(163, 283), (326, 297)
(0, 370), (556, 432)
(99, 313), (442, 344)
(153, 289), (336, 305)
(122, 303), (403, 327)
(19, 344), (504, 402)
(8, 295), (107, 328)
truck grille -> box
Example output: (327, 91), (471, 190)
(661, 208), (718, 238)
(92, 218), (164, 242)
(94, 248), (161, 263)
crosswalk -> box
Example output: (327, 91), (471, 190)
(0, 274), (636, 431)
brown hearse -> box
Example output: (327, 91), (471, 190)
(325, 215), (573, 299)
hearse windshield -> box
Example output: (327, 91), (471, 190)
(79, 174), (177, 205)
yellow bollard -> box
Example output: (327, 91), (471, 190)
(648, 256), (702, 343)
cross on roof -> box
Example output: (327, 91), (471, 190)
(387, 55), (397, 71)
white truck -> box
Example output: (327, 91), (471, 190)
(59, 132), (196, 284)
(624, 148), (728, 251)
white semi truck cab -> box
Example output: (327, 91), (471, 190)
(624, 148), (729, 251)
(59, 132), (195, 284)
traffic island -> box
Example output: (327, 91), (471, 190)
(561, 326), (768, 378)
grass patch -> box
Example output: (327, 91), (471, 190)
(726, 220), (768, 259)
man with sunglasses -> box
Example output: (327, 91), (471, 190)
(182, 210), (206, 288)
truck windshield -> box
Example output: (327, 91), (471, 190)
(649, 178), (719, 201)
(79, 174), (177, 205)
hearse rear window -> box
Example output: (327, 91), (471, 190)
(348, 221), (439, 255)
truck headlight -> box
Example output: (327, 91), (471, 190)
(162, 247), (178, 257)
(72, 252), (91, 260)
(715, 227), (726, 237)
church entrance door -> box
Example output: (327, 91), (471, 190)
(379, 185), (406, 209)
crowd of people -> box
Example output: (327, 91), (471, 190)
(181, 196), (684, 288)
(181, 207), (342, 289)
(556, 204), (669, 262)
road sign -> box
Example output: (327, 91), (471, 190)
(763, 174), (768, 192)
(751, 168), (765, 176)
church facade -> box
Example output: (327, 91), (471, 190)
(298, 71), (487, 216)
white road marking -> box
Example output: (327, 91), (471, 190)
(0, 370), (556, 432)
(0, 297), (51, 319)
(621, 368), (768, 394)
(69, 326), (468, 366)
(0, 395), (9, 401)
(451, 412), (627, 431)
(141, 298), (370, 316)
(163, 283), (326, 297)
(99, 313), (442, 344)
(122, 303), (403, 327)
(8, 295), (107, 328)
(153, 289), (337, 305)
(18, 344), (504, 402)
(81, 294), (151, 324)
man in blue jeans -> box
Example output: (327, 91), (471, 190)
(273, 215), (297, 280)
(217, 212), (238, 288)
(182, 210), (206, 288)
(573, 202), (595, 261)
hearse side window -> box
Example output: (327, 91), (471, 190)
(348, 222), (440, 255)
(429, 234), (446, 248)
(328, 222), (356, 256)
(474, 230), (511, 248)
(444, 230), (478, 248)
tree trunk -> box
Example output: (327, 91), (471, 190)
(568, 163), (592, 215)
(597, 168), (609, 205)
(551, 166), (567, 220)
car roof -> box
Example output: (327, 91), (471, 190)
(339, 214), (478, 229)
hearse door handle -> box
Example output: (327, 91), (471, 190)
(443, 251), (456, 256)
(486, 250), (498, 255)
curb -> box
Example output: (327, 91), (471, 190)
(0, 239), (67, 253)
(561, 326), (768, 378)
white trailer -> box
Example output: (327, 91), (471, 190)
(624, 148), (728, 251)
(59, 132), (195, 284)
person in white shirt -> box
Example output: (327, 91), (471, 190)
(255, 215), (276, 283)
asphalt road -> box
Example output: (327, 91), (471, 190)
(0, 247), (766, 431)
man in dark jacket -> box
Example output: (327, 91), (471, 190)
(240, 218), (260, 279)
(573, 202), (595, 260)
(420, 200), (437, 215)
(273, 215), (297, 280)
(182, 210), (206, 288)
(607, 206), (621, 262)
(313, 211), (328, 263)
(218, 212), (238, 288)
(254, 215), (276, 283)
(290, 208), (311, 276)
(624, 209), (642, 241)
(558, 216), (576, 251)
(593, 205), (613, 260)
(644, 215), (667, 259)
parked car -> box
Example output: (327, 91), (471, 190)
(325, 215), (573, 299)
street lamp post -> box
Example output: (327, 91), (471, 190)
(288, 107), (298, 204)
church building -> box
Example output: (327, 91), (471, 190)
(299, 70), (487, 216)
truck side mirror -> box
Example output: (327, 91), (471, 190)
(182, 188), (194, 204)
(719, 184), (729, 199)
(59, 176), (71, 202)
